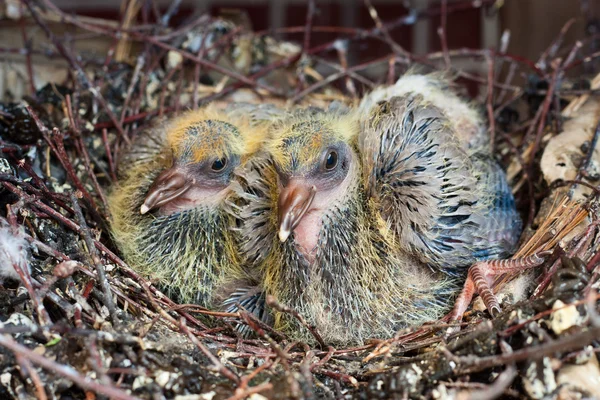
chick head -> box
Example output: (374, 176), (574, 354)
(265, 108), (360, 254)
(141, 107), (263, 216)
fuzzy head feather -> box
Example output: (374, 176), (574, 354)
(265, 108), (359, 173)
(166, 106), (265, 165)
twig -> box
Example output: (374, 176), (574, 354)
(179, 318), (240, 384)
(486, 52), (496, 152)
(15, 355), (48, 400)
(0, 334), (137, 400)
(457, 323), (600, 374)
(438, 0), (451, 69)
(23, 0), (130, 145)
(266, 295), (326, 348)
(526, 60), (560, 169)
(120, 54), (145, 127)
(70, 193), (119, 323)
(537, 18), (576, 71)
(66, 96), (110, 215)
(101, 128), (118, 182)
(19, 2), (36, 98)
(303, 0), (316, 55)
(32, 114), (104, 221)
(364, 0), (410, 57)
(292, 55), (391, 103)
(466, 341), (517, 400)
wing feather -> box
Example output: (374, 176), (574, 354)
(361, 95), (520, 271)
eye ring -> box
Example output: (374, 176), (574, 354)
(324, 150), (338, 170)
(211, 157), (228, 172)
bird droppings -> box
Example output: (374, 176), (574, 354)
(523, 357), (558, 400)
(550, 299), (585, 335)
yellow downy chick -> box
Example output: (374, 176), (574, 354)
(108, 105), (269, 309)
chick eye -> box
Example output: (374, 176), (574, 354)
(211, 157), (227, 171)
(324, 151), (338, 170)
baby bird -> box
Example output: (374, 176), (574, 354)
(360, 74), (523, 268)
(108, 106), (267, 310)
(237, 74), (522, 344)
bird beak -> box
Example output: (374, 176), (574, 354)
(140, 167), (193, 214)
(278, 181), (316, 242)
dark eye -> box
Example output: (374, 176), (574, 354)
(211, 157), (227, 171)
(324, 151), (338, 170)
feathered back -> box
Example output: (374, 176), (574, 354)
(359, 72), (487, 150)
(361, 95), (520, 271)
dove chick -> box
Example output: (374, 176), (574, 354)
(238, 74), (521, 344)
(237, 107), (454, 344)
(108, 106), (265, 308)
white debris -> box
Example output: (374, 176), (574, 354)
(248, 394), (268, 400)
(155, 371), (173, 388)
(132, 376), (153, 391)
(523, 358), (557, 399)
(0, 222), (30, 282)
(4, 0), (22, 20)
(175, 394), (215, 400)
(167, 51), (183, 70)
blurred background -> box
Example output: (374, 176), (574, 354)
(1, 0), (597, 100)
(50, 0), (596, 63)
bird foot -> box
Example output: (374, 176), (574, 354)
(448, 251), (551, 325)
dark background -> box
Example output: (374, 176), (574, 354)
(54, 0), (595, 63)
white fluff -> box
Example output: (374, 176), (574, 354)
(0, 224), (30, 282)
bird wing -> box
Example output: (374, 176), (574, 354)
(223, 285), (274, 336)
(469, 153), (522, 259)
(360, 95), (520, 272)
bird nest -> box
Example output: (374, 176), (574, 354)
(1, 1), (599, 399)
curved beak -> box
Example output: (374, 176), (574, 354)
(140, 167), (193, 214)
(277, 181), (316, 242)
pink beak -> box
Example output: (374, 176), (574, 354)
(277, 181), (316, 242)
(140, 167), (194, 214)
